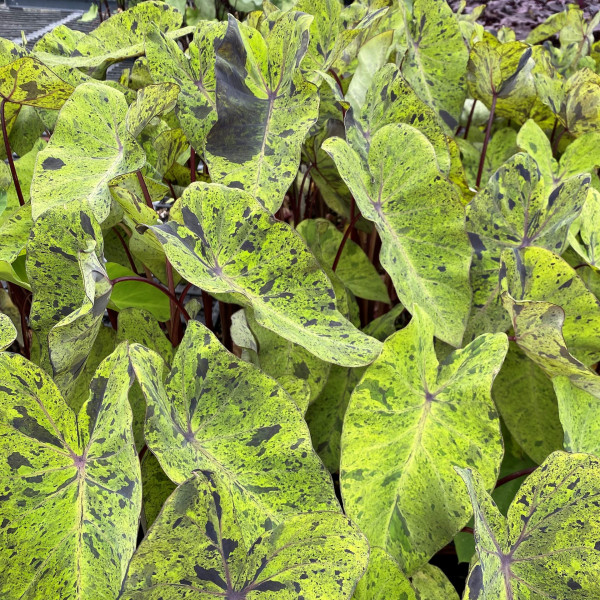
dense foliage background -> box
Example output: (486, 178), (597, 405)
(2, 0), (600, 598)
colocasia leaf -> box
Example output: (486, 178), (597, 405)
(0, 312), (17, 351)
(26, 206), (111, 399)
(324, 124), (472, 347)
(465, 153), (589, 340)
(121, 471), (368, 599)
(129, 321), (339, 541)
(400, 0), (469, 131)
(31, 81), (145, 224)
(341, 307), (507, 574)
(33, 1), (185, 79)
(500, 247), (600, 365)
(353, 547), (416, 600)
(205, 14), (319, 213)
(143, 182), (381, 367)
(0, 345), (141, 600)
(145, 21), (225, 153)
(458, 451), (600, 599)
(410, 564), (460, 600)
(125, 82), (179, 138)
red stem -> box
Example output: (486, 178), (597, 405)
(112, 227), (139, 275)
(111, 276), (190, 321)
(136, 170), (154, 209)
(165, 260), (179, 344)
(495, 467), (536, 488)
(202, 290), (213, 331)
(463, 99), (477, 140)
(1, 99), (25, 206)
(476, 94), (497, 189)
(190, 148), (196, 183)
(333, 212), (360, 272)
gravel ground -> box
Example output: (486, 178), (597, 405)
(449, 0), (600, 39)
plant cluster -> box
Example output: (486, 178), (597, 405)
(2, 0), (600, 598)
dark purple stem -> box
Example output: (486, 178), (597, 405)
(112, 227), (139, 275)
(463, 99), (477, 140)
(190, 148), (196, 183)
(495, 467), (537, 488)
(1, 99), (24, 206)
(136, 170), (154, 209)
(476, 94), (497, 189)
(333, 213), (360, 272)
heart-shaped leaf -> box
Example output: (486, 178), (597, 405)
(458, 451), (600, 599)
(145, 21), (225, 152)
(125, 82), (179, 138)
(129, 321), (339, 541)
(32, 81), (146, 224)
(143, 182), (381, 367)
(0, 344), (141, 600)
(400, 0), (468, 131)
(466, 154), (589, 340)
(205, 14), (319, 212)
(324, 123), (472, 347)
(0, 57), (73, 109)
(341, 306), (507, 574)
(411, 564), (460, 600)
(121, 471), (368, 599)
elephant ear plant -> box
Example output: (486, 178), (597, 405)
(3, 0), (600, 598)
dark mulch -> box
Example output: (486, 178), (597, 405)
(449, 0), (600, 39)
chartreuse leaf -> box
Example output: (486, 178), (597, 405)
(5, 138), (44, 211)
(399, 0), (468, 131)
(500, 247), (600, 365)
(129, 321), (339, 541)
(0, 344), (141, 600)
(0, 312), (17, 351)
(205, 14), (319, 213)
(493, 343), (562, 464)
(140, 451), (175, 529)
(553, 376), (600, 456)
(353, 547), (415, 600)
(121, 471), (368, 599)
(569, 188), (600, 269)
(500, 277), (600, 398)
(125, 82), (179, 138)
(145, 21), (225, 153)
(324, 124), (472, 347)
(411, 564), (459, 600)
(297, 219), (389, 303)
(0, 57), (73, 109)
(117, 307), (172, 452)
(458, 451), (600, 600)
(32, 81), (145, 224)
(465, 154), (590, 341)
(34, 1), (185, 78)
(27, 206), (111, 399)
(341, 307), (507, 574)
(144, 182), (380, 367)
(230, 307), (330, 412)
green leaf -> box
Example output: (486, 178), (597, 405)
(458, 451), (600, 599)
(500, 247), (600, 366)
(353, 547), (415, 600)
(26, 206), (111, 398)
(569, 187), (600, 269)
(297, 218), (389, 303)
(465, 154), (590, 341)
(553, 376), (600, 456)
(0, 57), (73, 109)
(125, 82), (179, 138)
(0, 203), (33, 269)
(145, 21), (225, 152)
(323, 124), (472, 347)
(0, 312), (17, 351)
(205, 14), (319, 212)
(144, 182), (381, 367)
(410, 564), (459, 600)
(341, 307), (507, 574)
(4, 138), (44, 211)
(121, 471), (368, 599)
(129, 321), (339, 540)
(493, 343), (562, 464)
(32, 81), (145, 224)
(106, 262), (170, 322)
(34, 1), (184, 79)
(230, 308), (330, 411)
(0, 345), (141, 600)
(140, 451), (175, 529)
(400, 0), (468, 131)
